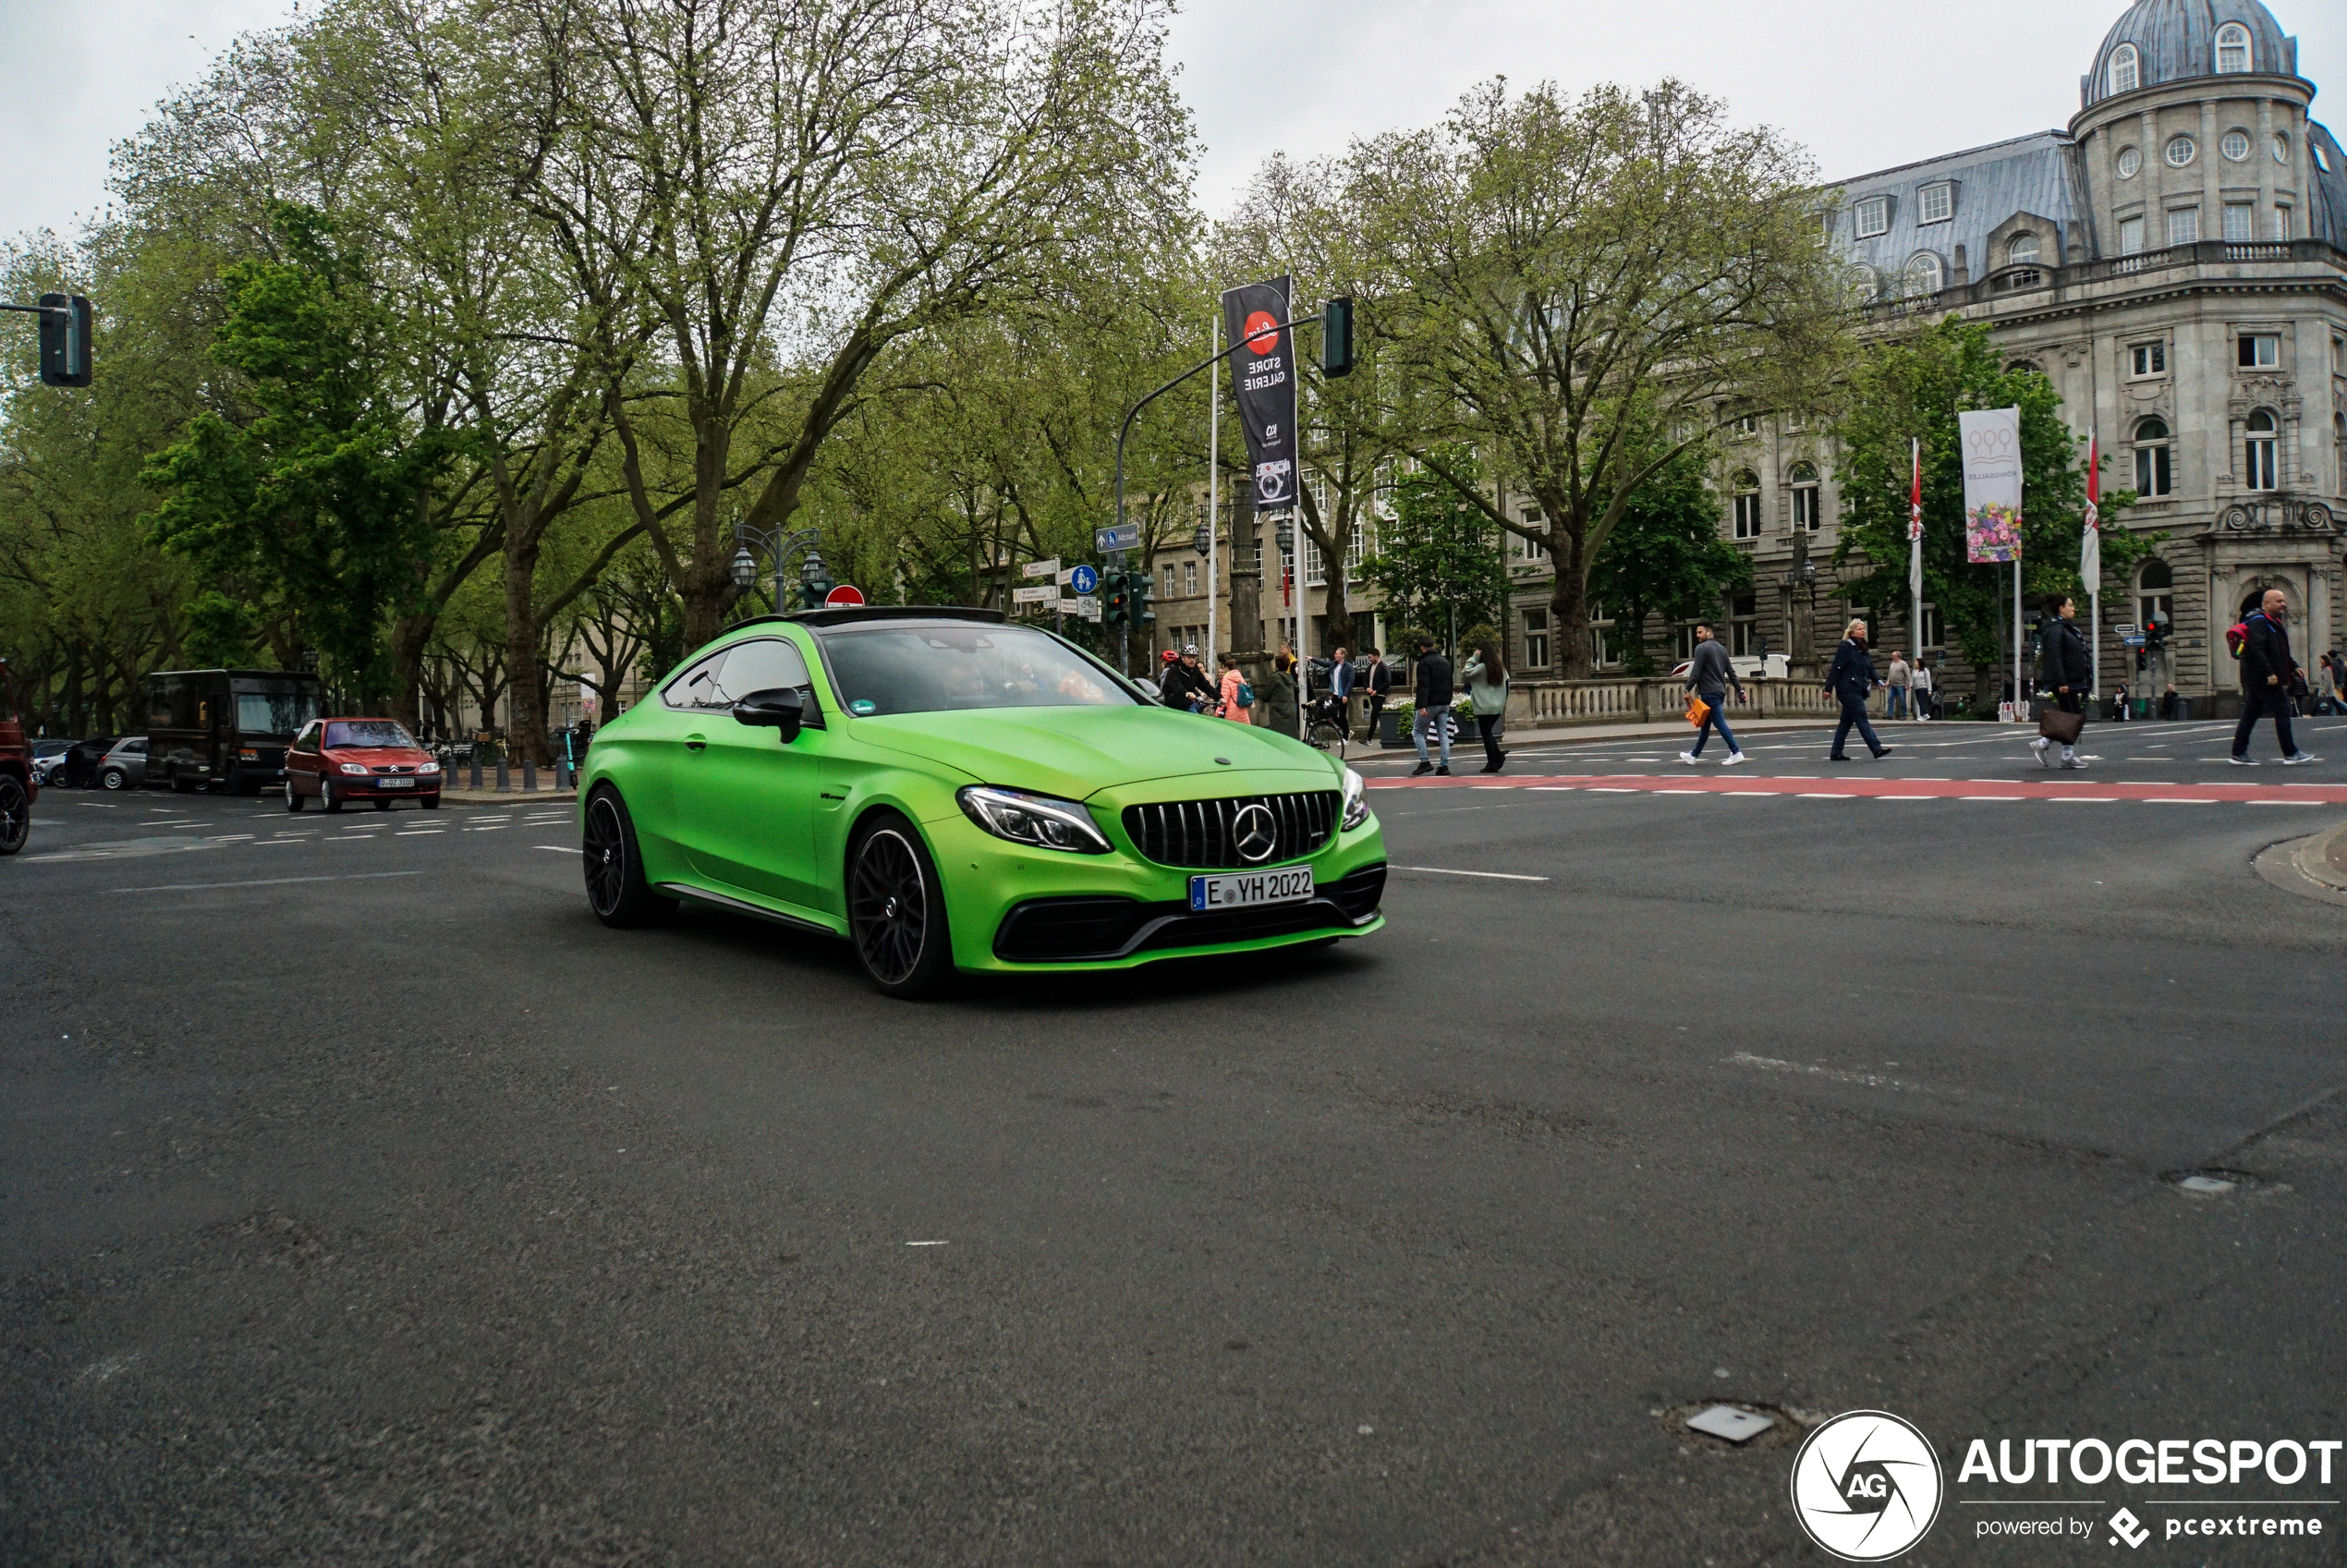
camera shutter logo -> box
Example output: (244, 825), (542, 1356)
(1788, 1410), (1944, 1562)
(1232, 803), (1278, 863)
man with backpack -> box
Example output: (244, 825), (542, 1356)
(1410, 637), (1455, 777)
(2230, 588), (2318, 766)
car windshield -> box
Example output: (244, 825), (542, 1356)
(325, 721), (417, 749)
(237, 690), (322, 737)
(818, 624), (1137, 716)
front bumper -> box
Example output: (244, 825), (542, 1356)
(333, 776), (442, 796)
(930, 803), (1386, 974)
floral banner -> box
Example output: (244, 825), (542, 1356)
(1959, 407), (2023, 563)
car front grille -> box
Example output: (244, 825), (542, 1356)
(1122, 791), (1341, 869)
(991, 863), (1388, 963)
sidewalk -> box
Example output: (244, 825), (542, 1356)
(438, 785), (577, 807)
(1364, 716), (1840, 754)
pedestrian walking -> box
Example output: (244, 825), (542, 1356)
(1678, 620), (1748, 766)
(1826, 618), (1892, 761)
(1256, 650), (1300, 738)
(1462, 639), (1511, 773)
(1328, 647), (1356, 738)
(2110, 680), (2131, 723)
(2230, 588), (2318, 765)
(1410, 637), (1455, 776)
(1887, 649), (1911, 721)
(2322, 650), (2347, 716)
(1911, 657), (1934, 721)
(1214, 651), (1254, 724)
(1364, 647), (1392, 745)
(2030, 594), (2091, 770)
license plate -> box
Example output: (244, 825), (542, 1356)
(378, 777), (414, 787)
(1189, 866), (1314, 912)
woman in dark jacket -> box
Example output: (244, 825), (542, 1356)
(1825, 619), (1891, 761)
(1255, 650), (1300, 738)
(2032, 594), (2091, 770)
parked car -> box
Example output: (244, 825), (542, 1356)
(0, 662), (35, 855)
(97, 736), (150, 791)
(285, 718), (444, 811)
(30, 739), (72, 787)
(578, 606), (1386, 998)
(59, 734), (125, 788)
(145, 668), (325, 794)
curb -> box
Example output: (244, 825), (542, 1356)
(2252, 820), (2347, 908)
(438, 789), (577, 807)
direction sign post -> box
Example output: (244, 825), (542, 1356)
(1094, 524), (1139, 556)
(1021, 557), (1060, 579)
(1011, 584), (1059, 607)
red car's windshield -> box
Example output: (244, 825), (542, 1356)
(325, 721), (418, 749)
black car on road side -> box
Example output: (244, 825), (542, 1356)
(145, 669), (325, 795)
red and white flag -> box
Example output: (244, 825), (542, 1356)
(2080, 433), (2101, 586)
(1907, 437), (1923, 602)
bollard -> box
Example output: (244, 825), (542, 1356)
(469, 755), (482, 790)
(523, 758), (537, 793)
(495, 755), (509, 793)
(556, 757), (573, 790)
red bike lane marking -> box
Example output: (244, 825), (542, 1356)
(1364, 773), (2347, 804)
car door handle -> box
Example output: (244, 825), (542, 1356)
(684, 734), (707, 752)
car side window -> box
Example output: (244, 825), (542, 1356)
(663, 638), (811, 711)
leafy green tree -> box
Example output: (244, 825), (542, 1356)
(1586, 446), (1748, 675)
(1830, 315), (2148, 693)
(1356, 449), (1508, 653)
(146, 204), (462, 702)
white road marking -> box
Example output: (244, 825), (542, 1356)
(395, 830), (444, 836)
(906, 1240), (949, 1246)
(103, 870), (422, 894)
(1958, 796), (2024, 802)
(533, 845), (574, 852)
(1392, 865), (1550, 881)
(2245, 799), (2324, 806)
(2143, 798), (2217, 805)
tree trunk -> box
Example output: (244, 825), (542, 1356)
(1552, 524), (1595, 680)
(505, 536), (550, 766)
(388, 612), (432, 734)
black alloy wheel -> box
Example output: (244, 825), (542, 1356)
(582, 786), (674, 929)
(0, 775), (27, 856)
(847, 818), (953, 998)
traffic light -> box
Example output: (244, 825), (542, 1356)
(38, 294), (91, 387)
(1131, 569), (1155, 626)
(1104, 573), (1130, 626)
(2143, 614), (2167, 650)
(1321, 297), (1354, 378)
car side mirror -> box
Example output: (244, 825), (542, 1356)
(731, 687), (807, 743)
(1132, 677), (1162, 701)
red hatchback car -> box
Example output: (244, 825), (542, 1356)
(285, 718), (444, 811)
(0, 658), (36, 855)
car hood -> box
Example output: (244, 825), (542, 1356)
(323, 747), (432, 763)
(850, 705), (1335, 799)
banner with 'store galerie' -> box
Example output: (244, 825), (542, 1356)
(1959, 407), (2022, 564)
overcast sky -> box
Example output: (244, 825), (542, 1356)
(4, 0), (2342, 240)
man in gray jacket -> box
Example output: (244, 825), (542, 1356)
(1679, 621), (1748, 766)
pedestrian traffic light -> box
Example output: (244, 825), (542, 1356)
(2143, 614), (2167, 650)
(2136, 650), (2149, 672)
(1321, 297), (1354, 379)
(1132, 570), (1155, 626)
(38, 293), (91, 387)
(1104, 573), (1129, 626)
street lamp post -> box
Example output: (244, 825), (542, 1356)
(730, 523), (823, 612)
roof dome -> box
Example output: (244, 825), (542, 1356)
(2084, 0), (2299, 107)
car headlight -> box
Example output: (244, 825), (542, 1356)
(957, 785), (1112, 854)
(418, 760), (441, 774)
(1341, 766), (1371, 831)
(338, 762), (370, 775)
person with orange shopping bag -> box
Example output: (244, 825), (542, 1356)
(1678, 621), (1747, 766)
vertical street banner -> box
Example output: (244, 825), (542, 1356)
(1958, 407), (2023, 563)
(2079, 433), (2101, 586)
(1221, 276), (1295, 511)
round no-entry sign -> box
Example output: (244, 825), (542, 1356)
(824, 584), (866, 606)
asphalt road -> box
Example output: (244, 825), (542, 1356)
(6, 720), (2344, 1565)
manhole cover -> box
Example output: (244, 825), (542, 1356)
(1685, 1404), (1775, 1443)
(1659, 1401), (1804, 1452)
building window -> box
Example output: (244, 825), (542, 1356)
(2274, 205), (2292, 239)
(2273, 133), (2291, 164)
(1732, 414), (1759, 438)
(2317, 143), (2334, 174)
(2115, 144), (2141, 178)
(2244, 410), (2279, 490)
(1790, 463), (1821, 531)
(1917, 183), (1953, 225)
(1918, 603), (1944, 650)
(2223, 202), (2256, 241)
(1728, 591), (1759, 657)
(1162, 563), (1177, 599)
(2008, 233), (2040, 265)
(2108, 43), (2139, 95)
(1854, 197), (1890, 238)
(1183, 559), (1198, 596)
(2130, 340), (2165, 376)
(1521, 608), (1551, 671)
(2237, 334), (2279, 368)
(2138, 559), (2174, 627)
(2118, 215), (2145, 254)
(1587, 603), (1614, 668)
(2215, 22), (2250, 73)
(2165, 135), (2195, 168)
(2166, 208), (2199, 246)
(1731, 471), (1763, 540)
(1904, 251), (1943, 296)
(2221, 128), (2252, 163)
(2133, 417), (2173, 495)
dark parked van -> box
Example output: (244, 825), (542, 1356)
(146, 669), (326, 795)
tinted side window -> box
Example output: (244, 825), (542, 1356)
(663, 639), (811, 711)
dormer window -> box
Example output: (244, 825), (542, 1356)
(2215, 23), (2250, 74)
(2008, 233), (2040, 265)
(1854, 197), (1890, 238)
(1905, 252), (1944, 296)
(2108, 43), (2139, 95)
(1917, 183), (1954, 225)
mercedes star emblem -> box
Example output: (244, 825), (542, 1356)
(1232, 802), (1278, 864)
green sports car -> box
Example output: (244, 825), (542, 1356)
(577, 607), (1386, 996)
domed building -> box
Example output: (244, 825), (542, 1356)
(1719, 0), (2347, 710)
